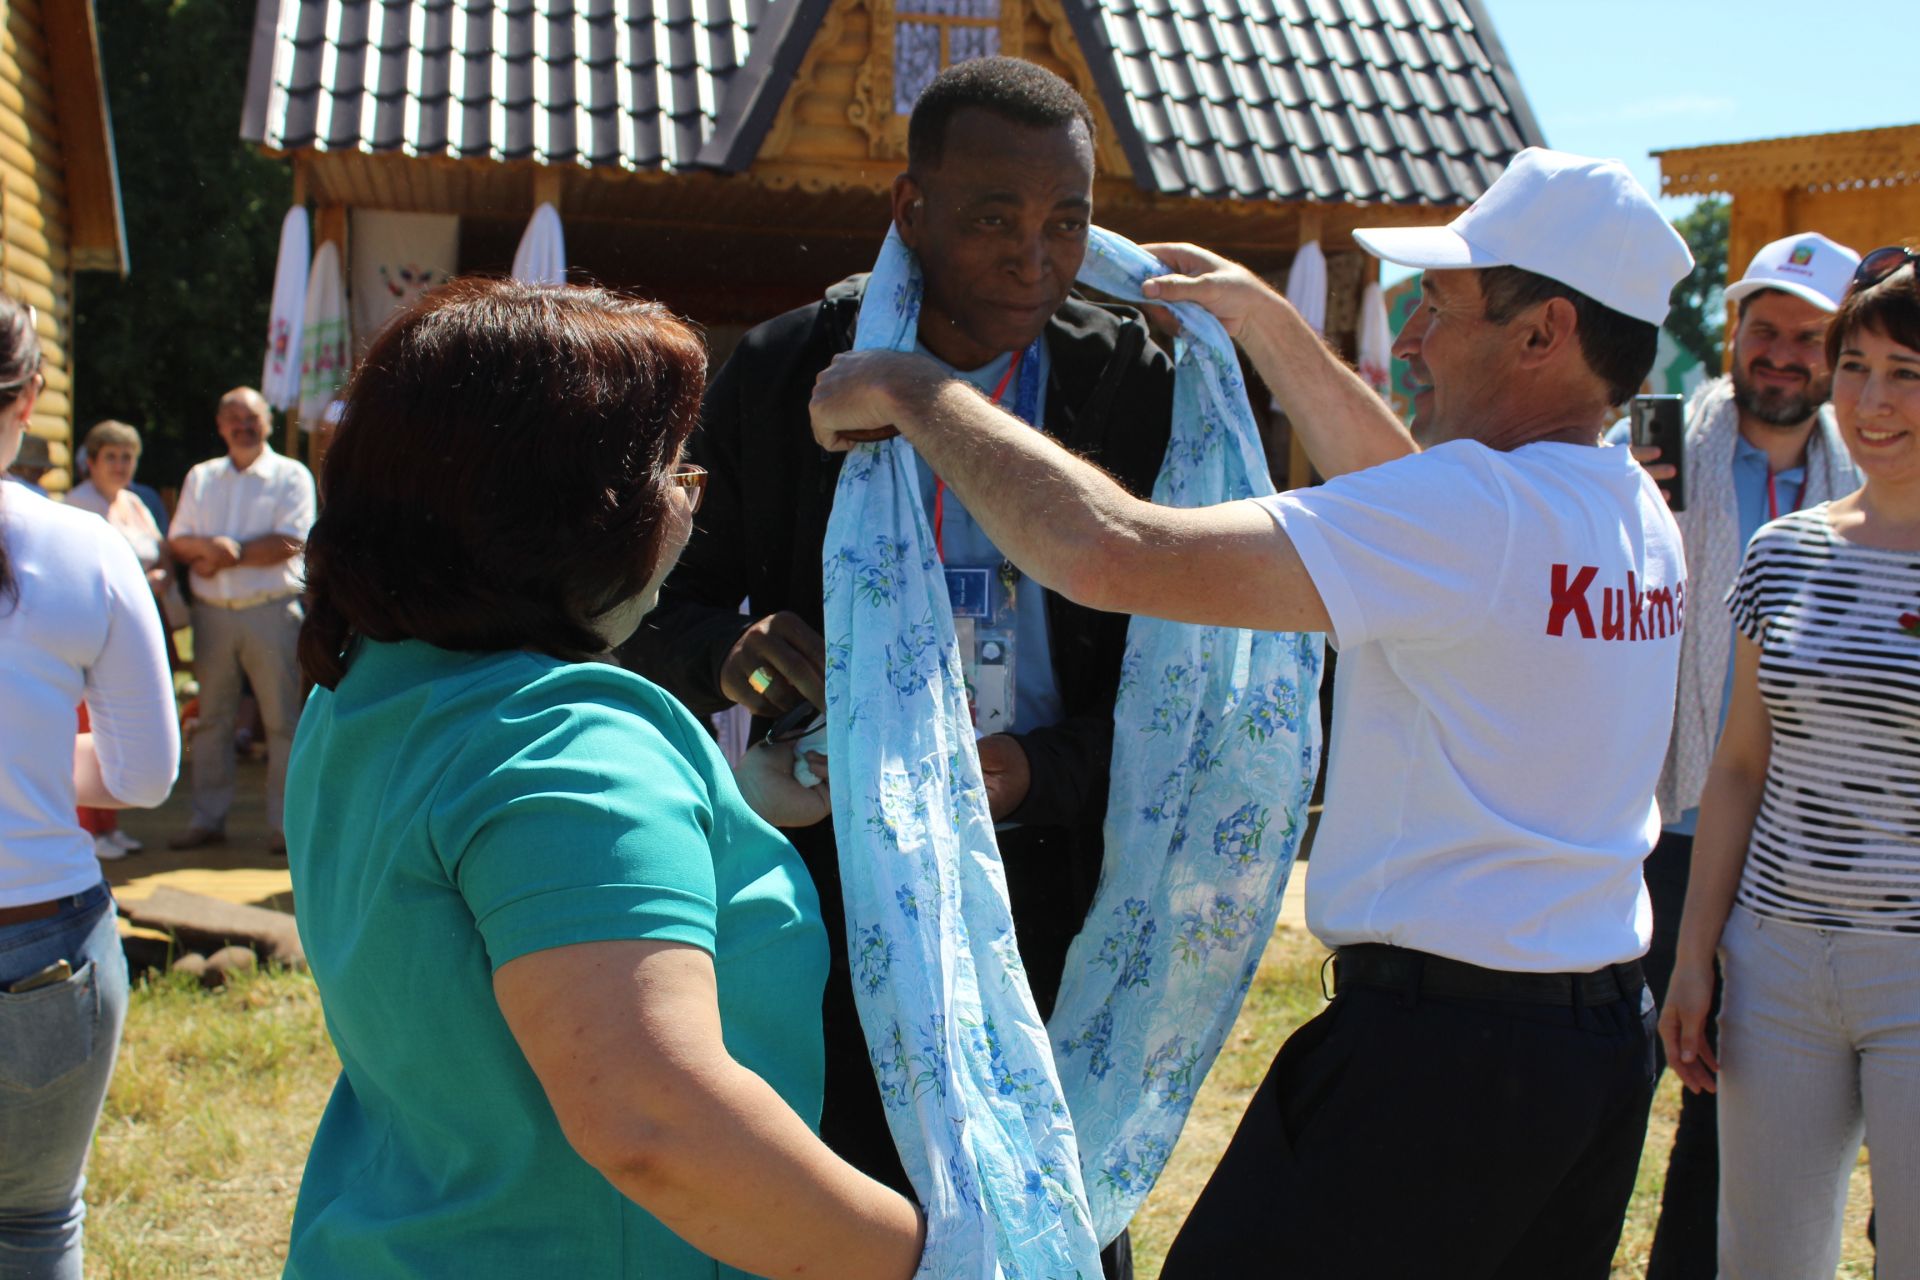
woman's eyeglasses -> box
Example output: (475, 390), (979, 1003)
(670, 462), (707, 514)
(1853, 246), (1918, 292)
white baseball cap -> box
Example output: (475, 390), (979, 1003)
(1353, 147), (1694, 327)
(1723, 232), (1861, 313)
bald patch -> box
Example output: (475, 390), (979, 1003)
(220, 386), (269, 416)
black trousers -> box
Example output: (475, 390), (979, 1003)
(1640, 829), (1721, 1280)
(1161, 955), (1658, 1280)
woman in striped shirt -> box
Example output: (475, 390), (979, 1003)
(1661, 247), (1920, 1279)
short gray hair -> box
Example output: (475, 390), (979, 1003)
(82, 419), (141, 460)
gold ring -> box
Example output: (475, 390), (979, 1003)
(747, 667), (774, 695)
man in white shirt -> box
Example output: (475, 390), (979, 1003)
(810, 148), (1692, 1276)
(166, 387), (316, 854)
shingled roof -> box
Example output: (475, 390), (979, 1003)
(243, 0), (1544, 205)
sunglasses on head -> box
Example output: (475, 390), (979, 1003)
(1853, 245), (1919, 292)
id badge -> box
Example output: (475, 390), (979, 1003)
(946, 564), (1017, 735)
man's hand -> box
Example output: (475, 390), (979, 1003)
(732, 741), (832, 828)
(977, 734), (1031, 821)
(207, 536), (243, 570)
(810, 350), (949, 453)
(1140, 243), (1285, 341)
(1626, 443), (1678, 506)
(1657, 960), (1720, 1095)
(721, 612), (828, 717)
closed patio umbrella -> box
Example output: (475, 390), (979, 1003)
(511, 202), (566, 286)
(298, 240), (350, 424)
(262, 207), (310, 411)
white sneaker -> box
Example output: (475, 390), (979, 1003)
(107, 830), (142, 852)
(93, 834), (127, 862)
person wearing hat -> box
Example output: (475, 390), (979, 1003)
(1604, 230), (1862, 1277)
(4, 431), (52, 494)
(810, 147), (1692, 1276)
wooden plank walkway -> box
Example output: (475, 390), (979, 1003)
(105, 756), (294, 945)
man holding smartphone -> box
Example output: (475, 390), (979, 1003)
(812, 147), (1691, 1276)
(1607, 231), (1861, 1279)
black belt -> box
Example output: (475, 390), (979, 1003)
(1332, 943), (1644, 1007)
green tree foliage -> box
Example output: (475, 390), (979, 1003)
(1666, 197), (1729, 374)
(73, 0), (292, 490)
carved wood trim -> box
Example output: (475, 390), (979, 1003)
(762, 0), (864, 161)
(848, 0), (895, 158)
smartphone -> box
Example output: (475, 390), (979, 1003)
(1630, 394), (1687, 513)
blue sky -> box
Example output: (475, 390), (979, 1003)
(1475, 0), (1914, 214)
(1375, 1), (1914, 284)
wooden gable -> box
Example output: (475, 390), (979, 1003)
(750, 0), (1133, 194)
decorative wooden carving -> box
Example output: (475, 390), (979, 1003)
(1657, 125), (1920, 197)
(763, 0), (863, 161)
(851, 0), (1026, 161)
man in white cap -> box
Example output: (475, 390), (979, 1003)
(810, 147), (1692, 1275)
(1606, 230), (1861, 1278)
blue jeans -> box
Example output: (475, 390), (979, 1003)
(0, 884), (128, 1280)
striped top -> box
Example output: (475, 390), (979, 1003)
(1728, 505), (1920, 934)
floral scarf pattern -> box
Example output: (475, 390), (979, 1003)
(822, 225), (1323, 1276)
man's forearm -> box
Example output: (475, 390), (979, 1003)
(238, 533), (303, 566)
(168, 535), (217, 561)
(1239, 290), (1416, 480)
(896, 379), (1145, 613)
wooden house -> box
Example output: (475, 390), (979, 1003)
(1, 0), (126, 493)
(1656, 123), (1920, 363)
(242, 0), (1544, 477)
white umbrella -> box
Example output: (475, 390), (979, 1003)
(1356, 281), (1393, 398)
(298, 240), (350, 424)
(261, 206), (310, 411)
(1286, 238), (1328, 335)
(511, 202), (566, 285)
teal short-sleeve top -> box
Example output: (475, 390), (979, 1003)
(282, 640), (828, 1279)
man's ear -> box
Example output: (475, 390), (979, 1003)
(891, 172), (926, 250)
(1515, 296), (1580, 370)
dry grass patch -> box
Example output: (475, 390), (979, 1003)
(85, 966), (336, 1280)
(83, 930), (1875, 1277)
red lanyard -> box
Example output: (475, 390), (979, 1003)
(934, 349), (1023, 563)
(1766, 469), (1780, 522)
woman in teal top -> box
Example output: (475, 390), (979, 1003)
(282, 279), (924, 1280)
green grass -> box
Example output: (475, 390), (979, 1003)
(85, 967), (336, 1280)
(84, 930), (1875, 1277)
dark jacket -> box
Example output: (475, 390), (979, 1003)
(623, 273), (1174, 1193)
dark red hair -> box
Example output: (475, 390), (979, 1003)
(299, 278), (705, 688)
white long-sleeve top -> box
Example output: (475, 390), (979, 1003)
(1, 485), (179, 906)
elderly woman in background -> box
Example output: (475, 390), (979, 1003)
(282, 277), (922, 1280)
(66, 421), (169, 598)
(1661, 247), (1920, 1279)
(0, 293), (179, 1278)
(66, 420), (179, 859)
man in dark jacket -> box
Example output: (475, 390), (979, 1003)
(623, 58), (1170, 1274)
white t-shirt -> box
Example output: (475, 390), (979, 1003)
(0, 486), (179, 905)
(1259, 440), (1685, 972)
(169, 445), (316, 602)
